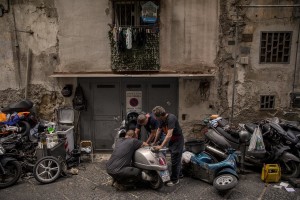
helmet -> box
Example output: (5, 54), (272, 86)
(61, 85), (73, 97)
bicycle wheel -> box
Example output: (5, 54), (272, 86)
(33, 156), (61, 184)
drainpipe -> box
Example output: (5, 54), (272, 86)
(11, 0), (22, 89)
(231, 8), (239, 123)
(291, 21), (300, 108)
(25, 48), (31, 99)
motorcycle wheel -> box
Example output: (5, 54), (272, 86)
(213, 174), (238, 191)
(17, 120), (31, 138)
(280, 160), (300, 180)
(0, 160), (22, 188)
(148, 171), (163, 190)
(33, 156), (61, 184)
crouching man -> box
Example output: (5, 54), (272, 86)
(106, 130), (148, 190)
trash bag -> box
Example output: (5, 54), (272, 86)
(248, 126), (265, 152)
(182, 151), (195, 164)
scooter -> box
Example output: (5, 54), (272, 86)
(134, 146), (170, 189)
(0, 134), (22, 188)
(0, 100), (37, 140)
(182, 140), (239, 191)
(112, 111), (170, 189)
(204, 116), (300, 179)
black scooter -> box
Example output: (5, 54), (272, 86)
(204, 117), (300, 180)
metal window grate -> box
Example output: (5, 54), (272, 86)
(113, 0), (160, 26)
(260, 32), (292, 64)
(260, 95), (275, 109)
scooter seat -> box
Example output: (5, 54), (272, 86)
(1, 100), (33, 114)
(244, 123), (256, 133)
(216, 127), (240, 144)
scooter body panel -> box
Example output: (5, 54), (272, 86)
(190, 151), (238, 184)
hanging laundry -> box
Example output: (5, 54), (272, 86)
(118, 28), (126, 52)
(112, 26), (118, 42)
(126, 27), (132, 49)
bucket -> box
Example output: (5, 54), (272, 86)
(185, 139), (205, 154)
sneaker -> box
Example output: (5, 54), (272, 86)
(179, 174), (184, 179)
(166, 180), (179, 187)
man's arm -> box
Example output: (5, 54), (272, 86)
(134, 128), (140, 139)
(146, 129), (156, 144)
(141, 141), (149, 147)
(159, 129), (173, 148)
(153, 127), (162, 144)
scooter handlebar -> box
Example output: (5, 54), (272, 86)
(150, 146), (168, 153)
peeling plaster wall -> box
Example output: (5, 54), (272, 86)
(217, 0), (300, 122)
(0, 0), (75, 120)
(178, 77), (217, 138)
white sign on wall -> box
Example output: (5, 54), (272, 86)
(126, 91), (142, 113)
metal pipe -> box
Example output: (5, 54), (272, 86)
(11, 0), (21, 88)
(292, 22), (300, 94)
(205, 145), (227, 159)
(25, 48), (31, 99)
(238, 5), (300, 8)
(231, 9), (239, 122)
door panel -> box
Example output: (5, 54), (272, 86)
(93, 82), (120, 150)
(147, 79), (178, 116)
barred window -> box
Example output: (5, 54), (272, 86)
(260, 95), (275, 110)
(113, 0), (160, 27)
(260, 32), (292, 64)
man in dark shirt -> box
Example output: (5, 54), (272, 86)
(152, 106), (184, 187)
(135, 113), (159, 144)
(106, 130), (148, 190)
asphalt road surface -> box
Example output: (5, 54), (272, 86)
(1, 155), (300, 200)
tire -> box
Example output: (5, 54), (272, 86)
(17, 121), (30, 138)
(33, 156), (61, 184)
(213, 174), (238, 191)
(0, 160), (22, 188)
(279, 160), (300, 180)
(148, 171), (164, 190)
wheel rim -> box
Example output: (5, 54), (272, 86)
(35, 158), (60, 182)
(215, 175), (234, 185)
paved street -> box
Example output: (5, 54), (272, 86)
(1, 155), (300, 200)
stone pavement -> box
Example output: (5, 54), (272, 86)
(0, 154), (300, 200)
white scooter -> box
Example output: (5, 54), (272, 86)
(134, 146), (170, 189)
(112, 112), (170, 190)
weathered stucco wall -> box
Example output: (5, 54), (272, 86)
(217, 0), (300, 122)
(53, 0), (219, 73)
(54, 0), (111, 72)
(159, 0), (219, 73)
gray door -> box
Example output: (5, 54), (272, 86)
(92, 81), (121, 150)
(85, 77), (178, 150)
